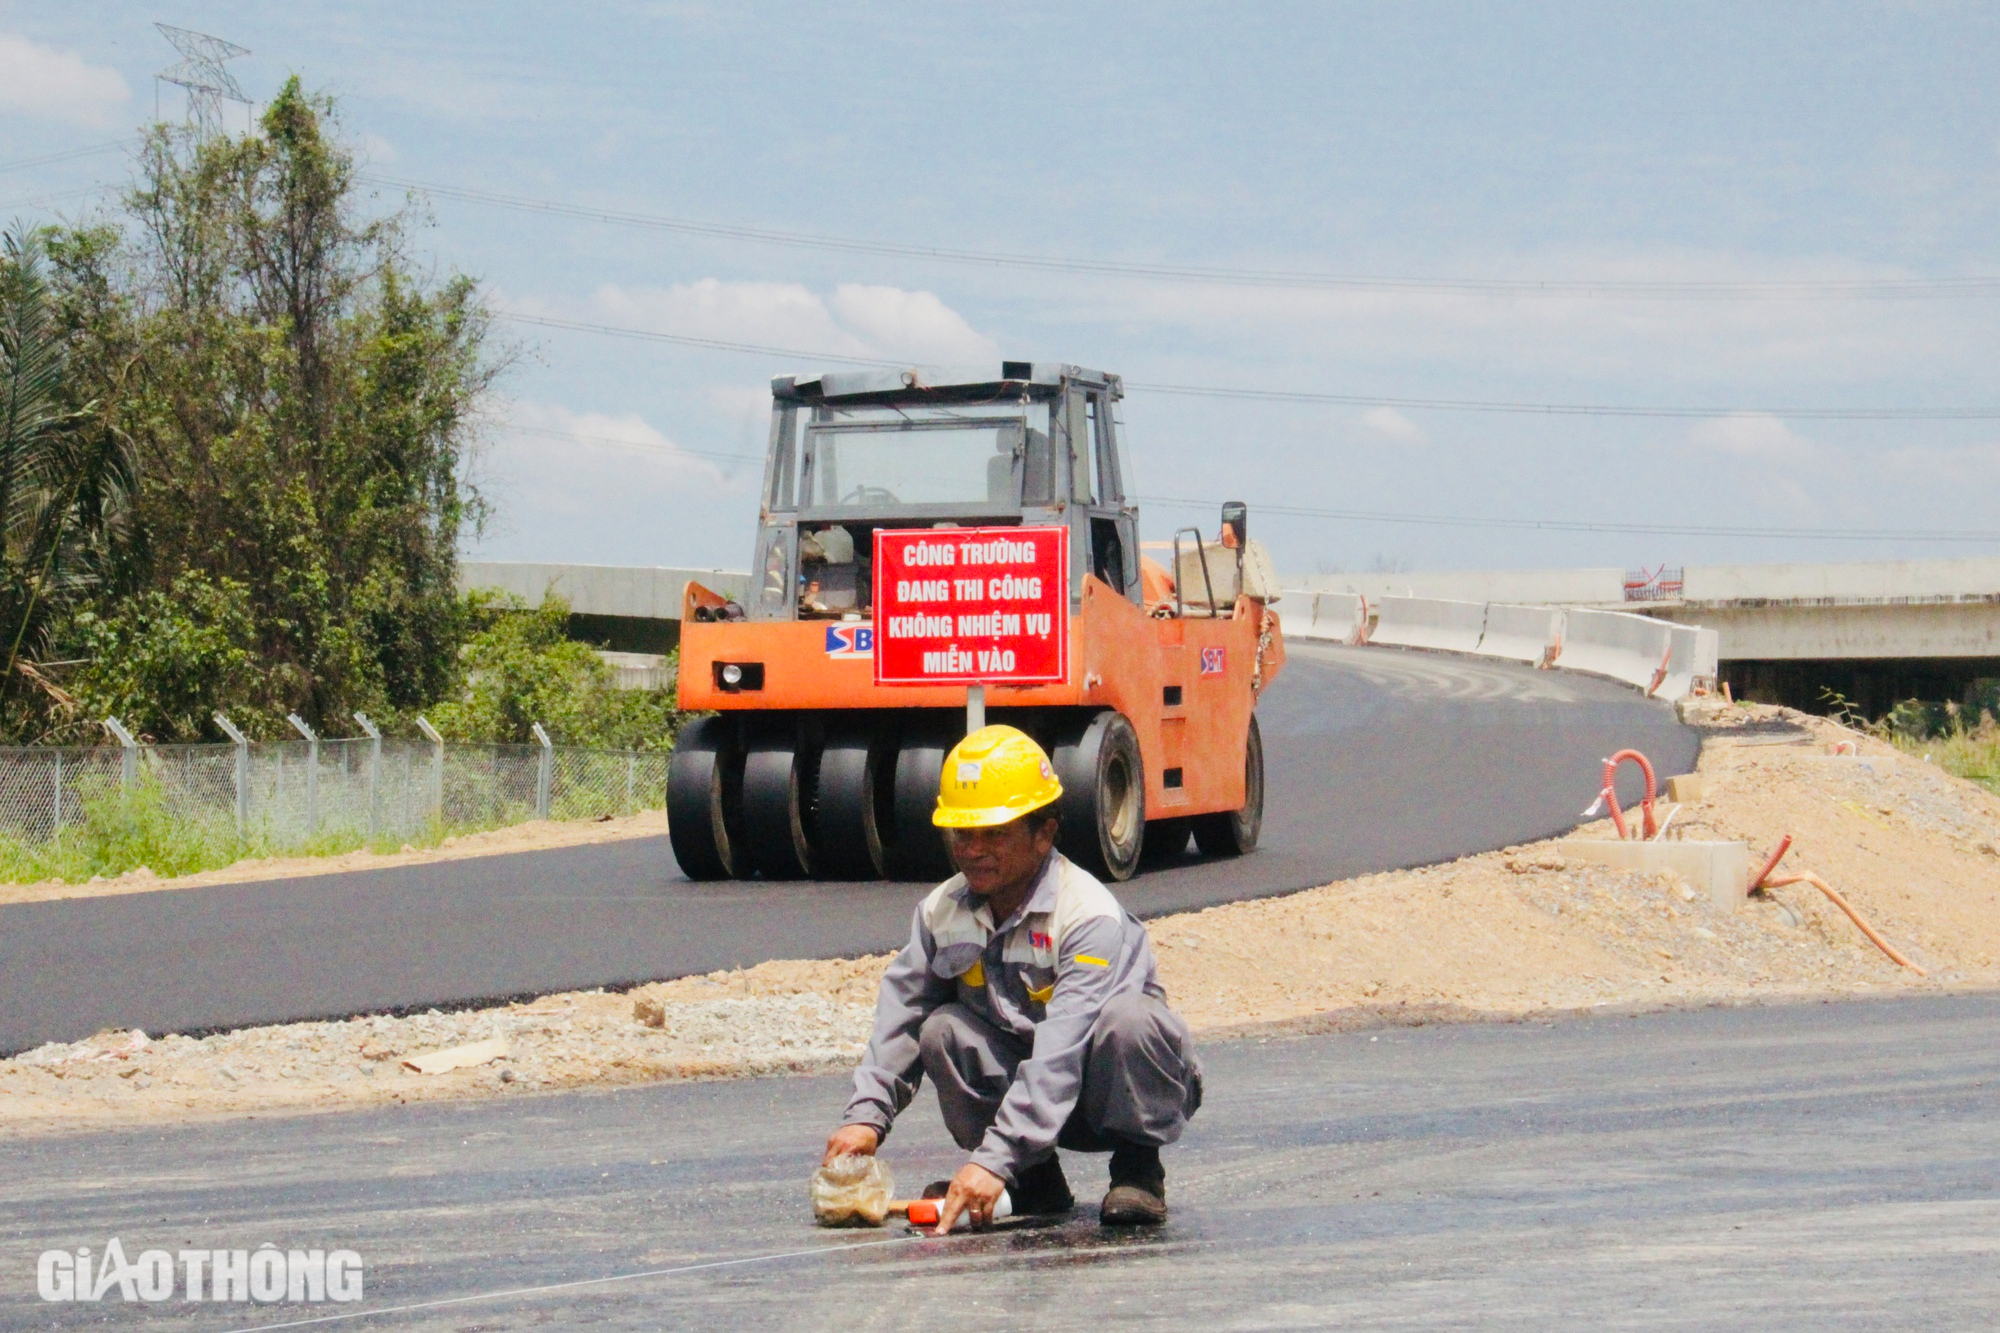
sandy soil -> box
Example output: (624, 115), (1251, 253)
(0, 808), (668, 907)
(5, 703), (1997, 1137)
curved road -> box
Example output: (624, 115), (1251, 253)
(0, 644), (1694, 1054)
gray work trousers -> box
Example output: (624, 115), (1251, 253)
(917, 991), (1202, 1159)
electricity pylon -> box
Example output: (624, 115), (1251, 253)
(155, 23), (252, 138)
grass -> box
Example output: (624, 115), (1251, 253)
(1886, 721), (2000, 795)
(0, 778), (543, 885)
(1828, 688), (2000, 796)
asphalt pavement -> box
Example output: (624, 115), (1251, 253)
(0, 644), (1696, 1053)
(5, 991), (1996, 1329)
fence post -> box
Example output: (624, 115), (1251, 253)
(626, 752), (636, 813)
(104, 717), (138, 791)
(287, 713), (319, 835)
(415, 716), (444, 825)
(213, 713), (250, 838)
(51, 748), (61, 834)
(353, 712), (381, 839)
(532, 722), (553, 820)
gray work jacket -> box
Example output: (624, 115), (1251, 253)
(841, 851), (1164, 1181)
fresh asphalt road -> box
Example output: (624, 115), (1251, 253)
(0, 643), (1696, 1053)
(6, 992), (1997, 1329)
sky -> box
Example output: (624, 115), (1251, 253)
(5, 2), (2000, 579)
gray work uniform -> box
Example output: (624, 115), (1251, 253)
(841, 851), (1202, 1182)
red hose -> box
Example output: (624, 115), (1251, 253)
(1749, 834), (1925, 975)
(1601, 749), (1659, 840)
(1747, 833), (1794, 894)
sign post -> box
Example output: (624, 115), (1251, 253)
(874, 526), (1070, 735)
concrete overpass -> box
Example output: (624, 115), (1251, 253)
(462, 557), (2000, 713)
(459, 562), (749, 654)
(1292, 557), (2000, 713)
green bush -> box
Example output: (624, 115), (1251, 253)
(430, 591), (680, 751)
(68, 572), (261, 741)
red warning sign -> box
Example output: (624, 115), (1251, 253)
(873, 526), (1069, 686)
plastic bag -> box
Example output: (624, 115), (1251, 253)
(811, 1154), (896, 1228)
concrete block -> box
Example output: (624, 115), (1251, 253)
(1558, 839), (1751, 911)
(1371, 596), (1489, 654)
(1476, 602), (1562, 664)
(1280, 590), (1368, 643)
(1556, 607), (1677, 694)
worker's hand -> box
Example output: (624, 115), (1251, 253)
(822, 1123), (880, 1166)
(932, 1161), (1007, 1236)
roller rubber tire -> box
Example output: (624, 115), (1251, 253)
(666, 715), (746, 881)
(885, 725), (954, 882)
(1052, 710), (1145, 882)
(816, 723), (890, 879)
(1193, 713), (1264, 857)
(741, 725), (819, 879)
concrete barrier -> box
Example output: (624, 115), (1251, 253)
(1650, 624), (1720, 701)
(1371, 597), (1490, 654)
(1555, 607), (1680, 694)
(1281, 590), (1369, 643)
(1475, 603), (1562, 664)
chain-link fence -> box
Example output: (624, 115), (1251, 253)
(0, 736), (668, 852)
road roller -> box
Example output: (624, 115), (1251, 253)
(669, 361), (1285, 882)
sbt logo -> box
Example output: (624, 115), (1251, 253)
(825, 623), (873, 658)
(38, 1240), (363, 1303)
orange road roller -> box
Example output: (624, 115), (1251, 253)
(669, 361), (1285, 882)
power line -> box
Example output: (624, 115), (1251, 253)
(0, 183), (118, 213)
(1126, 381), (2000, 421)
(496, 422), (763, 466)
(496, 310), (2000, 421)
(501, 313), (890, 368)
(499, 420), (2000, 544)
(1139, 494), (2000, 542)
(0, 142), (129, 176)
(376, 173), (2000, 301)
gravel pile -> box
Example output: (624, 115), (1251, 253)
(0, 988), (873, 1133)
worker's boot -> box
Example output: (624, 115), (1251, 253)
(1100, 1142), (1167, 1226)
(1011, 1154), (1075, 1215)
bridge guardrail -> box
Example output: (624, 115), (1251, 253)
(1370, 597), (1490, 654)
(1276, 588), (1716, 700)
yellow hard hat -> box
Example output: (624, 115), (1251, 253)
(933, 725), (1064, 829)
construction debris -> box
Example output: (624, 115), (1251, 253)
(401, 1037), (509, 1074)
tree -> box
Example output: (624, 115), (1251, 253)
(0, 228), (136, 742)
(46, 78), (498, 740)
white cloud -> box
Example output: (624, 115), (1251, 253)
(501, 400), (743, 488)
(827, 284), (998, 364)
(1359, 406), (1425, 443)
(1687, 412), (1816, 462)
(0, 32), (130, 127)
(1055, 243), (1995, 399)
(467, 400), (763, 565)
(572, 278), (998, 366)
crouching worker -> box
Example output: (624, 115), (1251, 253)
(822, 725), (1201, 1233)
